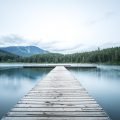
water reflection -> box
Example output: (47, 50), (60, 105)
(0, 65), (120, 120)
(0, 67), (52, 119)
(69, 66), (120, 120)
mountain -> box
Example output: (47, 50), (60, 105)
(0, 49), (16, 56)
(0, 49), (19, 62)
(0, 46), (48, 57)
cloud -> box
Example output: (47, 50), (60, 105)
(0, 34), (57, 48)
(0, 34), (88, 53)
(34, 41), (59, 50)
(1, 34), (119, 54)
(100, 42), (120, 49)
(0, 35), (67, 51)
(50, 43), (84, 52)
(0, 34), (100, 53)
(0, 34), (31, 47)
(89, 11), (115, 25)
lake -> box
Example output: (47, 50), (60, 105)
(0, 67), (52, 119)
(69, 65), (120, 120)
(0, 64), (120, 120)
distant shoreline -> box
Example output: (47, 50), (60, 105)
(0, 47), (120, 65)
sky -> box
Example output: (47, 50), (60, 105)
(0, 0), (120, 53)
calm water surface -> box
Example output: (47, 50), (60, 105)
(0, 67), (52, 119)
(69, 65), (120, 120)
(0, 65), (120, 120)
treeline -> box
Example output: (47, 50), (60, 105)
(0, 50), (20, 62)
(0, 47), (120, 64)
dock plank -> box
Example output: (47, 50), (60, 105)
(2, 117), (109, 120)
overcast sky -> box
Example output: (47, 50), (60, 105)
(0, 0), (120, 52)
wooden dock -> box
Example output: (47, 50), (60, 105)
(2, 66), (110, 120)
(23, 64), (97, 68)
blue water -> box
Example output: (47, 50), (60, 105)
(0, 67), (52, 119)
(0, 65), (120, 120)
(69, 65), (120, 120)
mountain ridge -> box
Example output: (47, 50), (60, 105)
(0, 46), (48, 57)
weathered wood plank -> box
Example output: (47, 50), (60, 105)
(24, 94), (90, 97)
(2, 117), (110, 120)
(21, 98), (95, 101)
(12, 107), (105, 112)
(6, 111), (107, 117)
(23, 96), (93, 99)
(18, 101), (98, 105)
(14, 104), (103, 110)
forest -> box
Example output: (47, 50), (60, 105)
(0, 47), (120, 64)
